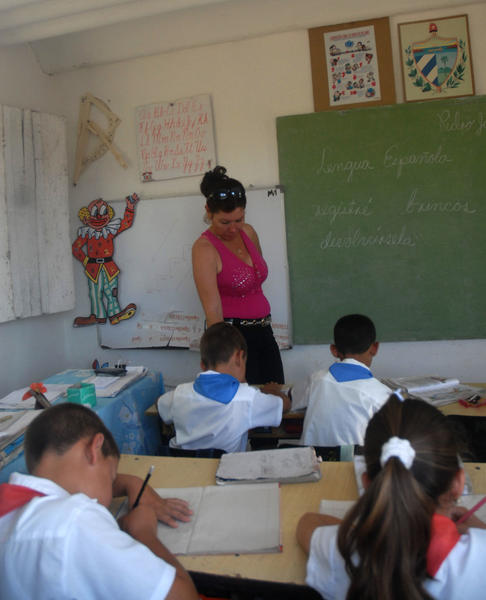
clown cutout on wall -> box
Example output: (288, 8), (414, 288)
(72, 193), (139, 327)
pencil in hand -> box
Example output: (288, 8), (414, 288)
(457, 495), (486, 524)
(133, 465), (154, 509)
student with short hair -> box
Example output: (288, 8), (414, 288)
(158, 322), (290, 453)
(297, 314), (390, 446)
(297, 394), (486, 600)
(0, 403), (198, 600)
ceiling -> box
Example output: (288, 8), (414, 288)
(0, 0), (479, 74)
(0, 0), (232, 46)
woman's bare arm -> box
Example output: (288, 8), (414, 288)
(242, 223), (263, 255)
(192, 237), (223, 326)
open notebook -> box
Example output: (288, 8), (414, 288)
(155, 483), (281, 555)
(215, 446), (322, 485)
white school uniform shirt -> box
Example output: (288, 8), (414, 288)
(306, 523), (486, 600)
(0, 472), (175, 600)
(300, 358), (391, 446)
(158, 371), (283, 453)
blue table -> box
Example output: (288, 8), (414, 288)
(0, 369), (164, 483)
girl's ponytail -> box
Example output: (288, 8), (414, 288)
(337, 394), (460, 600)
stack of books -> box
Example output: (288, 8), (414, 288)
(0, 411), (39, 470)
(381, 376), (485, 407)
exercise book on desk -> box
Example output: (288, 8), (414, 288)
(155, 483), (281, 555)
(215, 447), (321, 485)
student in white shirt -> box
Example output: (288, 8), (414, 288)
(297, 394), (486, 600)
(158, 322), (291, 453)
(0, 403), (198, 600)
(297, 314), (390, 446)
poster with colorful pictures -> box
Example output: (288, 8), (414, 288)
(324, 25), (382, 107)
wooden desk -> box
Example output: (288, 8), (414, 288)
(441, 403), (486, 417)
(118, 454), (486, 585)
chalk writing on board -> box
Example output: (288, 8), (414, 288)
(313, 199), (374, 222)
(383, 145), (453, 178)
(437, 110), (486, 135)
(320, 225), (416, 250)
(135, 94), (216, 182)
(404, 190), (476, 215)
(317, 148), (374, 181)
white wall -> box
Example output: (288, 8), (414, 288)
(1, 2), (486, 396)
(0, 45), (82, 397)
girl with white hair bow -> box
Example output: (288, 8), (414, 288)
(297, 394), (486, 600)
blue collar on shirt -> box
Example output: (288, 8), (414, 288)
(329, 362), (373, 382)
(193, 373), (240, 404)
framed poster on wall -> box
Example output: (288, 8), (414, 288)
(398, 14), (475, 102)
(308, 17), (396, 111)
(135, 93), (217, 182)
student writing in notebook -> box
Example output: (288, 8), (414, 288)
(297, 394), (486, 600)
(158, 322), (290, 453)
(294, 314), (390, 446)
(0, 403), (197, 600)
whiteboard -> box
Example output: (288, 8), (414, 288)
(99, 187), (291, 350)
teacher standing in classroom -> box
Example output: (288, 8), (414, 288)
(192, 165), (284, 385)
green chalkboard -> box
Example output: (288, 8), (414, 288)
(277, 96), (486, 344)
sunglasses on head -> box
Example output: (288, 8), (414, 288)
(209, 187), (245, 201)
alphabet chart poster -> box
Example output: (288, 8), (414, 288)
(135, 94), (216, 182)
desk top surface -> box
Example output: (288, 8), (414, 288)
(118, 454), (486, 585)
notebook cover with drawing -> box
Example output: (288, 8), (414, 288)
(155, 483), (281, 555)
(215, 446), (322, 485)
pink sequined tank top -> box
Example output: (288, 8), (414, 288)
(201, 229), (271, 318)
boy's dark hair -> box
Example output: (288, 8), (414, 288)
(200, 165), (246, 213)
(24, 403), (120, 473)
(333, 314), (376, 355)
(200, 322), (247, 369)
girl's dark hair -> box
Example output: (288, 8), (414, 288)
(337, 395), (460, 600)
(200, 165), (246, 213)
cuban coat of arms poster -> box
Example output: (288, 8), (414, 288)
(399, 14), (474, 102)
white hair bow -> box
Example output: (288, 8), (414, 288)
(380, 436), (416, 469)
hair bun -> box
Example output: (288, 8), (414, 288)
(213, 165), (227, 179)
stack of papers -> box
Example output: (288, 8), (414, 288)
(0, 384), (69, 470)
(155, 483), (281, 555)
(0, 410), (39, 469)
(380, 376), (483, 407)
(215, 446), (322, 485)
(85, 366), (147, 397)
(0, 384), (68, 410)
